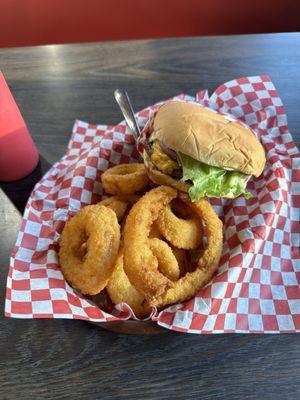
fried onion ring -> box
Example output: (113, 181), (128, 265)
(123, 186), (177, 299)
(156, 199), (203, 249)
(149, 196), (223, 308)
(98, 195), (140, 222)
(101, 163), (149, 195)
(107, 250), (151, 317)
(59, 205), (120, 295)
(149, 238), (180, 281)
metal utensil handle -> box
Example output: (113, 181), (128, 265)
(114, 89), (140, 140)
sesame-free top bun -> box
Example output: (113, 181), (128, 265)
(153, 101), (266, 177)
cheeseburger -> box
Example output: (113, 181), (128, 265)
(141, 101), (266, 201)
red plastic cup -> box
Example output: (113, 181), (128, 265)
(0, 72), (39, 181)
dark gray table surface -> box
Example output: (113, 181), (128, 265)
(0, 33), (299, 400)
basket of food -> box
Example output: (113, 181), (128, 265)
(5, 76), (300, 334)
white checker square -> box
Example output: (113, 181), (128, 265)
(260, 299), (276, 315)
(248, 314), (263, 331)
(281, 245), (291, 258)
(72, 175), (85, 187)
(11, 290), (31, 302)
(237, 298), (249, 313)
(110, 151), (122, 164)
(260, 270), (271, 284)
(249, 283), (261, 299)
(256, 90), (270, 99)
(32, 301), (53, 314)
(218, 298), (230, 314)
(30, 278), (50, 290)
(224, 313), (236, 330)
(50, 288), (68, 301)
(271, 285), (287, 300)
(172, 310), (193, 329)
(240, 83), (254, 93)
(281, 272), (298, 286)
(12, 269), (29, 281)
(15, 247), (34, 263)
(25, 221), (42, 237)
(99, 158), (108, 171)
(288, 300), (300, 314)
(211, 282), (228, 299)
(277, 315), (295, 331)
(202, 314), (217, 331)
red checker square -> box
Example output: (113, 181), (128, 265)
(227, 298), (237, 313)
(14, 260), (30, 272)
(234, 206), (248, 216)
(270, 271), (283, 285)
(241, 239), (255, 253)
(228, 253), (243, 267)
(84, 136), (93, 143)
(242, 104), (254, 114)
(239, 283), (249, 297)
(211, 299), (222, 314)
(70, 186), (83, 200)
(274, 300), (291, 315)
(229, 85), (243, 96)
(260, 284), (273, 299)
(31, 289), (51, 301)
(292, 314), (300, 330)
(49, 278), (66, 289)
(12, 279), (30, 290)
(245, 91), (259, 102)
(30, 269), (48, 279)
(40, 225), (53, 238)
(236, 220), (249, 232)
(261, 255), (272, 269)
(248, 299), (261, 314)
(159, 311), (175, 327)
(277, 215), (287, 230)
(73, 142), (82, 149)
(60, 178), (72, 189)
(251, 269), (261, 283)
(262, 315), (279, 331)
(227, 233), (241, 250)
(291, 195), (300, 208)
(276, 106), (285, 115)
(285, 286), (300, 299)
(84, 306), (104, 319)
(6, 288), (11, 300)
(189, 314), (207, 331)
(292, 169), (300, 182)
(226, 98), (239, 108)
(260, 98), (273, 107)
(67, 293), (82, 308)
(283, 232), (290, 245)
(21, 233), (38, 249)
(291, 221), (300, 233)
(87, 156), (98, 168)
(236, 314), (249, 330)
(237, 77), (250, 85)
(11, 301), (32, 314)
(119, 154), (131, 163)
(252, 82), (266, 91)
(84, 177), (94, 191)
(76, 126), (86, 135)
(272, 243), (281, 258)
(225, 283), (235, 298)
(267, 179), (280, 191)
(52, 300), (72, 314)
(214, 314), (225, 330)
(269, 90), (278, 97)
(280, 258), (294, 272)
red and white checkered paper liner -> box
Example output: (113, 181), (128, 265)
(5, 76), (300, 334)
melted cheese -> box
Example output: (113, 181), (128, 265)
(150, 141), (178, 175)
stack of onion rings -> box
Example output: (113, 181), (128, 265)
(59, 161), (223, 318)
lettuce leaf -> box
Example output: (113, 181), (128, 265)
(178, 153), (251, 201)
